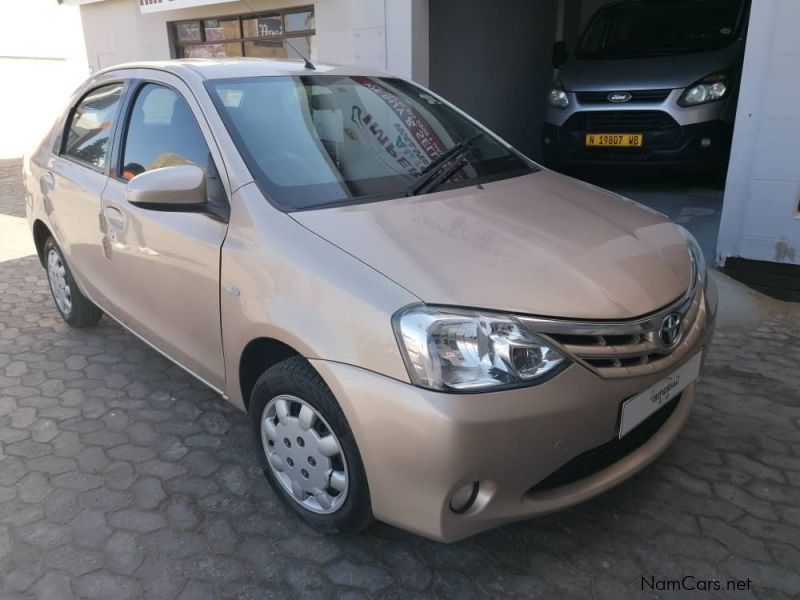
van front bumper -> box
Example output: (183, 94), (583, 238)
(311, 286), (717, 542)
(542, 118), (733, 169)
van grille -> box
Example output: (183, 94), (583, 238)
(575, 89), (671, 104)
(573, 110), (677, 132)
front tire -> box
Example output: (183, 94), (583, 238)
(43, 237), (102, 328)
(249, 357), (373, 535)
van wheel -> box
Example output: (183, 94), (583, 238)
(43, 237), (102, 328)
(249, 356), (373, 534)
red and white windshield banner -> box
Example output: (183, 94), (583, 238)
(139, 0), (230, 14)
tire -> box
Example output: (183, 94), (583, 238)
(43, 237), (103, 328)
(249, 356), (373, 535)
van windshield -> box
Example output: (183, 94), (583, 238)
(206, 75), (534, 210)
(576, 0), (746, 59)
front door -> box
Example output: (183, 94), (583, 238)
(99, 75), (230, 390)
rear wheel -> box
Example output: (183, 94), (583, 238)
(43, 237), (102, 328)
(249, 357), (372, 534)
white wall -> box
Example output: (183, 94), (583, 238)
(79, 0), (428, 83)
(0, 0), (88, 158)
(717, 0), (800, 266)
(313, 0), (428, 82)
(79, 0), (310, 71)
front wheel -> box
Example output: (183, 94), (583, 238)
(249, 357), (372, 534)
(43, 237), (102, 328)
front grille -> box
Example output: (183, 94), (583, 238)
(521, 286), (701, 378)
(529, 394), (681, 493)
(576, 89), (671, 104)
(573, 110), (678, 132)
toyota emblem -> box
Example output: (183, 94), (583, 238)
(659, 313), (683, 348)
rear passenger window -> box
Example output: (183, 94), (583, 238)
(121, 83), (211, 180)
(63, 83), (124, 170)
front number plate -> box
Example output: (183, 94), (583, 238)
(586, 133), (643, 147)
(618, 351), (702, 439)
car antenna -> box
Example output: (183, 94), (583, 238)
(239, 0), (316, 70)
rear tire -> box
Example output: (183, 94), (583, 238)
(249, 356), (373, 535)
(43, 237), (102, 328)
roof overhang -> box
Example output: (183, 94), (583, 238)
(58, 0), (109, 5)
(137, 0), (237, 14)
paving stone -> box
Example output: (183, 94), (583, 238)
(4, 563), (44, 593)
(74, 571), (143, 600)
(31, 571), (73, 600)
(166, 498), (200, 531)
(105, 530), (144, 575)
(16, 471), (51, 503)
(16, 520), (72, 550)
(108, 509), (167, 533)
(132, 476), (166, 510)
(204, 518), (239, 555)
(323, 559), (394, 593)
(136, 555), (187, 599)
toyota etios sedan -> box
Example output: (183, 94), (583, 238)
(24, 59), (716, 542)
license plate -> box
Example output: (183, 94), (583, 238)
(585, 133), (643, 147)
(618, 352), (702, 439)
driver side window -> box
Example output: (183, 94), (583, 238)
(122, 83), (225, 204)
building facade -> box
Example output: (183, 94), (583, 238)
(56, 0), (800, 290)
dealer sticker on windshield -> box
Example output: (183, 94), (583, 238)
(618, 352), (702, 439)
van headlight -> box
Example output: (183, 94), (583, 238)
(678, 73), (729, 107)
(677, 225), (707, 289)
(393, 306), (568, 392)
(548, 80), (570, 110)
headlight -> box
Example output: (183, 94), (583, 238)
(393, 306), (568, 392)
(677, 225), (707, 288)
(548, 81), (570, 110)
(678, 73), (729, 107)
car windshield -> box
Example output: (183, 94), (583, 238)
(576, 0), (747, 59)
(206, 75), (534, 210)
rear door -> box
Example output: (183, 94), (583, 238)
(99, 71), (230, 390)
(44, 79), (126, 304)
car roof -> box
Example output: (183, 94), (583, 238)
(95, 58), (391, 82)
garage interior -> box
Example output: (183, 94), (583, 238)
(427, 0), (729, 266)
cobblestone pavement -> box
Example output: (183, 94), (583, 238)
(2, 167), (800, 599)
(0, 160), (25, 218)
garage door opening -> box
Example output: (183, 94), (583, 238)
(429, 0), (751, 267)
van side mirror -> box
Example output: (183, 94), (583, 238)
(552, 41), (569, 68)
(125, 165), (206, 209)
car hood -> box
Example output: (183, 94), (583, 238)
(559, 43), (743, 91)
(291, 171), (693, 320)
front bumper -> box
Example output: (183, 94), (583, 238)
(542, 117), (733, 169)
(311, 283), (717, 542)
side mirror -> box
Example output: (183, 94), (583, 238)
(125, 165), (206, 209)
(552, 40), (569, 69)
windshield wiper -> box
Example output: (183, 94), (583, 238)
(405, 132), (485, 197)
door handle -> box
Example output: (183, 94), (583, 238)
(103, 205), (125, 230)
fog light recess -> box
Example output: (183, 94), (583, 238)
(449, 482), (479, 514)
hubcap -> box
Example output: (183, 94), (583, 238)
(260, 394), (348, 514)
(47, 248), (72, 316)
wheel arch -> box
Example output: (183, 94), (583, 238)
(239, 337), (302, 412)
(32, 219), (52, 267)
